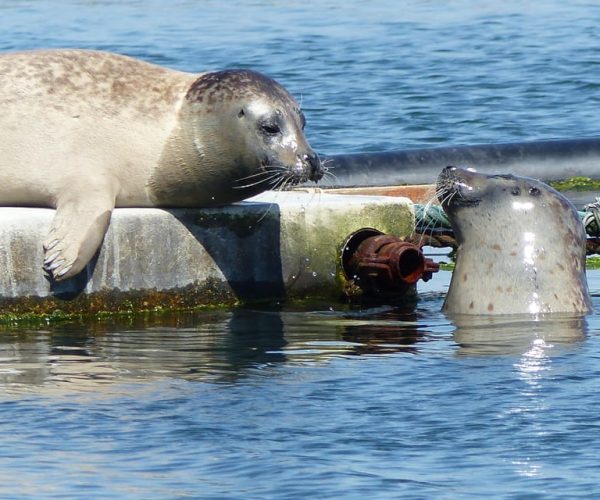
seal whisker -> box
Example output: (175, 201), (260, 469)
(320, 160), (337, 185)
(234, 166), (288, 183)
(416, 200), (440, 247)
(261, 174), (284, 192)
(233, 170), (287, 186)
(321, 159), (334, 171)
(276, 176), (295, 192)
(322, 169), (338, 183)
(255, 201), (278, 224)
(303, 185), (322, 208)
(254, 176), (302, 223)
(271, 176), (290, 192)
(234, 179), (278, 190)
(266, 172), (289, 188)
(239, 171), (284, 182)
(415, 190), (454, 247)
(233, 172), (284, 190)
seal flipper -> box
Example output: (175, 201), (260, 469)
(43, 179), (117, 281)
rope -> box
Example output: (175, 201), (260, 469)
(413, 204), (451, 230)
(583, 198), (600, 237)
(412, 204), (455, 249)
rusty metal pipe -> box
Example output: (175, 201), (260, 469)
(341, 229), (439, 296)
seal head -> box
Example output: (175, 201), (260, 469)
(151, 69), (323, 206)
(437, 166), (591, 315)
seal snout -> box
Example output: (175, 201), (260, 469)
(437, 166), (481, 208)
(305, 152), (324, 182)
(436, 166), (459, 204)
(291, 152), (323, 183)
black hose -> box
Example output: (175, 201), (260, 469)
(319, 137), (600, 187)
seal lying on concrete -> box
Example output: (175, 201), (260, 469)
(437, 166), (591, 315)
(0, 49), (323, 281)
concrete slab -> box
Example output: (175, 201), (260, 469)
(0, 190), (414, 317)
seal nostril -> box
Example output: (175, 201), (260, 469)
(439, 166), (458, 182)
(304, 153), (323, 182)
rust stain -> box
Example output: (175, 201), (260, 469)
(323, 185), (436, 203)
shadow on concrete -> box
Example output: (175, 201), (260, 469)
(47, 251), (101, 300)
(170, 205), (287, 303)
(47, 203), (287, 304)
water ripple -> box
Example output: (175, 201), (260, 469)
(3, 1), (600, 497)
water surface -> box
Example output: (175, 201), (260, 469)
(2, 1), (600, 498)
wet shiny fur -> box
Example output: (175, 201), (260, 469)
(437, 166), (591, 315)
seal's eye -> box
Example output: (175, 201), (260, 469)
(511, 187), (521, 196)
(529, 187), (541, 197)
(260, 122), (281, 135)
(300, 111), (307, 130)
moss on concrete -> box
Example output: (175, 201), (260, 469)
(357, 202), (415, 237)
(0, 277), (241, 326)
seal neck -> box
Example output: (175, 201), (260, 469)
(150, 105), (258, 207)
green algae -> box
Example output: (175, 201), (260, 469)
(586, 256), (600, 270)
(439, 261), (455, 271)
(550, 177), (600, 192)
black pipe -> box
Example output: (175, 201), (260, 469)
(319, 137), (600, 187)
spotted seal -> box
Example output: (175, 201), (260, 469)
(0, 49), (323, 280)
(437, 166), (591, 315)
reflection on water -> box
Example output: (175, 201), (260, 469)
(450, 313), (587, 356)
(0, 304), (449, 394)
(0, 290), (590, 395)
(510, 337), (551, 479)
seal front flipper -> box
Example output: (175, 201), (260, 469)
(43, 178), (117, 282)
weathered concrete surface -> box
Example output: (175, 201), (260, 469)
(0, 190), (414, 316)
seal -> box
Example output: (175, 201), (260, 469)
(436, 166), (592, 315)
(0, 49), (323, 281)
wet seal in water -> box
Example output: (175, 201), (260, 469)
(437, 166), (592, 315)
(0, 49), (323, 281)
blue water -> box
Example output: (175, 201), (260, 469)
(3, 1), (600, 498)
